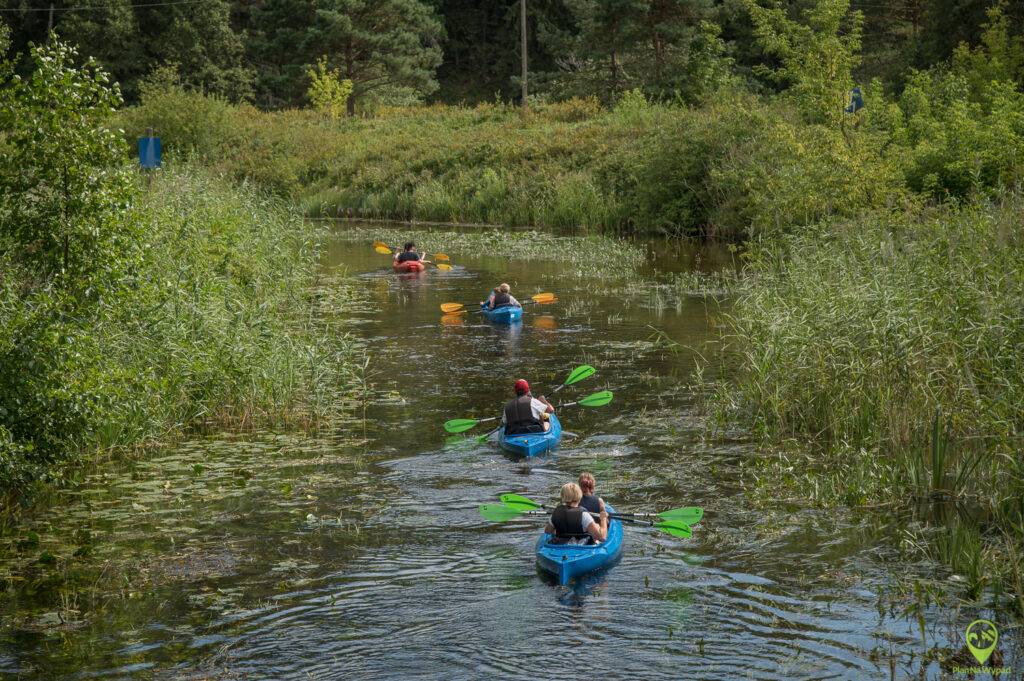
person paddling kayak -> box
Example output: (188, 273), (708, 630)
(393, 241), (423, 264)
(482, 283), (521, 310)
(502, 379), (554, 434)
(578, 472), (606, 515)
(544, 482), (609, 545)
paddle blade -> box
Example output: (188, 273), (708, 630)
(440, 303), (465, 314)
(479, 503), (525, 522)
(578, 390), (614, 407)
(537, 297), (558, 305)
(499, 493), (542, 510)
(374, 245), (392, 255)
(564, 365), (596, 387)
(433, 253), (450, 261)
(373, 241), (388, 248)
(531, 292), (556, 303)
(436, 263), (453, 271)
(658, 507), (703, 525)
(444, 418), (479, 434)
(654, 520), (693, 538)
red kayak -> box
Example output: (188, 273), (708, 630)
(393, 260), (425, 273)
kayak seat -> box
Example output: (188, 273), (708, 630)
(547, 534), (595, 546)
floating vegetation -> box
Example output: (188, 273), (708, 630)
(670, 269), (741, 297)
(329, 224), (646, 276)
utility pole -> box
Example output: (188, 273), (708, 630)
(520, 0), (528, 113)
(47, 4), (55, 38)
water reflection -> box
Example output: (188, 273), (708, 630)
(440, 313), (465, 326)
(533, 315), (557, 331)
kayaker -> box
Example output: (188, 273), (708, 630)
(544, 482), (609, 545)
(394, 242), (422, 264)
(578, 472), (606, 515)
(482, 283), (521, 310)
(502, 379), (554, 434)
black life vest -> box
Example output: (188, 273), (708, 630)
(580, 494), (601, 514)
(504, 395), (544, 435)
(550, 504), (593, 544)
(491, 291), (511, 308)
(397, 251), (420, 262)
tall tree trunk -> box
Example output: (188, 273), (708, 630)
(610, 50), (619, 98)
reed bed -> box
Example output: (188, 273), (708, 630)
(717, 198), (1024, 614)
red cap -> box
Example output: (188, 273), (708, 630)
(514, 379), (530, 395)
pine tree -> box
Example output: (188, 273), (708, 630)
(538, 0), (725, 103)
(310, 0), (444, 114)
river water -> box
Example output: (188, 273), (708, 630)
(0, 226), (1016, 679)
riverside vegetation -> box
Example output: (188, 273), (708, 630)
(117, 2), (1024, 617)
(0, 42), (362, 501)
(3, 0), (1023, 622)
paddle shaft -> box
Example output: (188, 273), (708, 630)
(513, 507), (654, 525)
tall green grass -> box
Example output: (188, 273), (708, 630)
(0, 168), (362, 495)
(718, 197), (1024, 613)
(119, 87), (902, 240)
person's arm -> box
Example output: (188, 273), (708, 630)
(586, 511), (609, 542)
(536, 395), (555, 414)
(544, 521), (555, 534)
(598, 496), (605, 513)
(510, 295), (521, 307)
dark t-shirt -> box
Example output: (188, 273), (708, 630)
(397, 251), (421, 262)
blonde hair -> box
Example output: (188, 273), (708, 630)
(498, 283), (510, 293)
(578, 472), (595, 492)
(560, 482), (583, 505)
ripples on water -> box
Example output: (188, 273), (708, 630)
(0, 232), (1018, 679)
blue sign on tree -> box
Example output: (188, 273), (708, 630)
(138, 136), (161, 169)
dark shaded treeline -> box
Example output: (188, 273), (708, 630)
(1, 0), (1021, 109)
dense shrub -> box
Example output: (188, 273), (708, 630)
(0, 45), (361, 494)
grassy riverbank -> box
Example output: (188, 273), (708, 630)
(0, 168), (361, 498)
(120, 84), (901, 240)
(714, 197), (1024, 615)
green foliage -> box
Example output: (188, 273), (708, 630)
(744, 0), (863, 125)
(0, 41), (133, 288)
(2, 0), (253, 102)
(0, 168), (361, 492)
(539, 0), (733, 104)
(728, 199), (1024, 450)
(951, 1), (1024, 97)
(306, 57), (353, 119)
(120, 65), (242, 156)
(0, 42), (360, 494)
(259, 0), (444, 115)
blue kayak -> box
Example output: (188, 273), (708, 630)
(499, 413), (561, 457)
(536, 503), (624, 585)
(480, 303), (523, 324)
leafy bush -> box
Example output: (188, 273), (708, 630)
(0, 41), (133, 287)
(307, 58), (353, 119)
(119, 65), (242, 157)
(0, 44), (361, 495)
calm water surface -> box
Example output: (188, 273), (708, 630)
(0, 226), (1017, 679)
